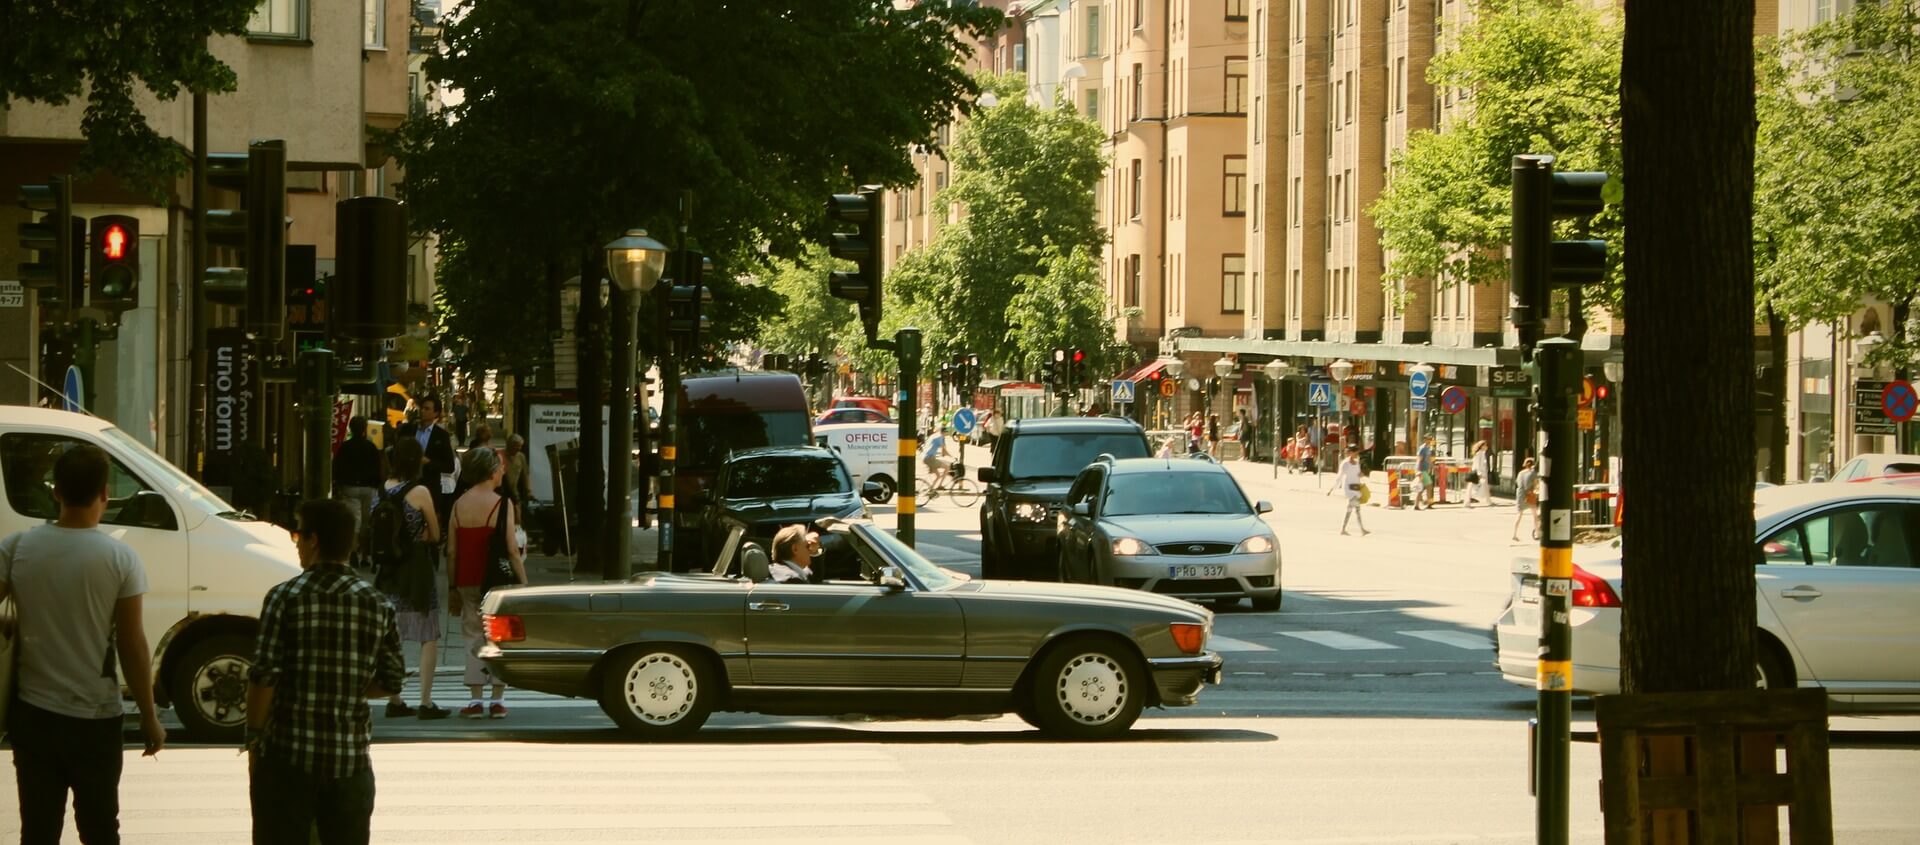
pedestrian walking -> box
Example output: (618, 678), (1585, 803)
(333, 416), (383, 570)
(373, 438), (448, 720)
(445, 447), (527, 719)
(501, 433), (532, 522)
(1206, 414), (1221, 458)
(398, 396), (458, 531)
(246, 498), (405, 845)
(1512, 457), (1541, 541)
(1337, 445), (1370, 536)
(1466, 440), (1491, 508)
(1415, 436), (1437, 509)
(0, 444), (165, 844)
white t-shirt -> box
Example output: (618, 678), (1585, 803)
(1337, 459), (1364, 500)
(0, 524), (148, 719)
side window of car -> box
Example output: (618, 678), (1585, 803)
(0, 433), (174, 529)
(1758, 524), (1807, 566)
(1789, 505), (1917, 568)
(1065, 468), (1103, 510)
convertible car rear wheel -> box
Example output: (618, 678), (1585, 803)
(1028, 641), (1145, 739)
(599, 646), (714, 740)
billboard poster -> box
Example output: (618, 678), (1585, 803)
(204, 328), (258, 487)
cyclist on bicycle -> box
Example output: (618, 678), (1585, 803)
(922, 426), (952, 485)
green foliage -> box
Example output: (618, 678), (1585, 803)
(1756, 1), (1920, 357)
(430, 239), (554, 371)
(0, 0), (257, 197)
(1370, 0), (1622, 305)
(1006, 246), (1131, 376)
(756, 244), (859, 359)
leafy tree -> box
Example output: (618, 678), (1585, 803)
(0, 0), (257, 196)
(757, 244), (860, 359)
(1005, 246), (1130, 378)
(1370, 0), (1622, 306)
(431, 238), (555, 372)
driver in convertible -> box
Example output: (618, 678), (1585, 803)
(767, 524), (825, 584)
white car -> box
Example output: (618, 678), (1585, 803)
(1495, 483), (1920, 703)
(1831, 452), (1920, 482)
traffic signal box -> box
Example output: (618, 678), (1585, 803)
(17, 176), (77, 310)
(668, 252), (713, 346)
(826, 188), (883, 342)
(205, 139), (288, 340)
(1509, 155), (1607, 357)
(88, 215), (140, 310)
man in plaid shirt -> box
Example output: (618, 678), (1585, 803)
(246, 499), (405, 844)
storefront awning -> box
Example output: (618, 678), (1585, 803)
(1113, 358), (1167, 382)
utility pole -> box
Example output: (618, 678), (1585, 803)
(894, 328), (922, 546)
(656, 190), (692, 571)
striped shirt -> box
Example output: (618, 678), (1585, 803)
(248, 562), (405, 778)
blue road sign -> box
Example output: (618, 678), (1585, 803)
(1111, 379), (1136, 404)
(951, 407), (978, 435)
(62, 365), (83, 413)
(1307, 381), (1334, 407)
(1411, 395), (1428, 413)
(1409, 369), (1431, 399)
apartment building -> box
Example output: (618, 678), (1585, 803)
(0, 0), (432, 481)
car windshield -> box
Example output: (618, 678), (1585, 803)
(1103, 471), (1250, 517)
(726, 456), (849, 497)
(1006, 431), (1148, 480)
(100, 427), (239, 519)
(683, 411), (811, 471)
(855, 524), (960, 591)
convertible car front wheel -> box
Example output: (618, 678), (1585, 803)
(599, 645), (715, 740)
(1027, 640), (1145, 739)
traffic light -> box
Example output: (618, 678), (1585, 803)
(17, 176), (75, 296)
(668, 266), (712, 346)
(967, 353), (982, 389)
(332, 196), (408, 341)
(1070, 347), (1087, 388)
(826, 188), (882, 341)
(205, 139), (288, 339)
(1509, 155), (1607, 356)
(87, 215), (140, 310)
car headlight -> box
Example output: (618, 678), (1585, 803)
(1112, 536), (1151, 556)
(1013, 502), (1052, 523)
(1237, 535), (1275, 554)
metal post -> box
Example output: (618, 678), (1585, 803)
(657, 192), (690, 570)
(74, 318), (96, 411)
(297, 348), (337, 501)
(190, 87), (208, 476)
(1272, 378), (1282, 478)
(895, 328), (922, 547)
(1534, 336), (1579, 845)
(605, 285), (635, 580)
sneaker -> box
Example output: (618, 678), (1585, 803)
(459, 703), (486, 719)
(384, 701), (416, 719)
(416, 705), (451, 721)
(488, 702), (508, 720)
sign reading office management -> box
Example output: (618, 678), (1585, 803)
(205, 328), (257, 486)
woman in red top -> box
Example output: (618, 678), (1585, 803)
(445, 446), (526, 719)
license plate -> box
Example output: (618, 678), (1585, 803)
(1168, 564), (1227, 579)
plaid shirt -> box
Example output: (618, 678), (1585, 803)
(248, 561), (405, 778)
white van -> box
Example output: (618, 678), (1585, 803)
(0, 406), (300, 740)
(815, 423), (899, 503)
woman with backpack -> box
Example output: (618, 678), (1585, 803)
(446, 446), (527, 719)
(374, 439), (448, 719)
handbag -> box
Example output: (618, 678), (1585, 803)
(480, 499), (518, 595)
(1467, 470), (1482, 484)
(0, 594), (18, 736)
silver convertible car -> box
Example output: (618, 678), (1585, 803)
(478, 522), (1223, 740)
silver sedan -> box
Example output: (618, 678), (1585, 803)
(1056, 457), (1282, 611)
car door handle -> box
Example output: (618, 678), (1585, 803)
(748, 601), (790, 612)
(1779, 587), (1823, 599)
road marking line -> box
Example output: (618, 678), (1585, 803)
(1292, 672), (1326, 676)
(1475, 671), (1504, 676)
(1230, 671), (1266, 676)
(1208, 634), (1275, 652)
(1411, 672), (1447, 677)
(1398, 630), (1496, 651)
(1353, 673), (1386, 678)
(1275, 630), (1401, 650)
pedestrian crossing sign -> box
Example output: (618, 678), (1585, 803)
(1111, 379), (1136, 403)
(1307, 381), (1334, 407)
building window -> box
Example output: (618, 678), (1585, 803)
(1344, 168), (1354, 220)
(1252, 184), (1261, 230)
(1333, 79), (1344, 126)
(1291, 177), (1301, 227)
(1255, 10), (1263, 54)
(1223, 255), (1247, 313)
(1134, 0), (1144, 30)
(1131, 159), (1143, 219)
(1013, 43), (1026, 72)
(1226, 58), (1248, 114)
(895, 192), (907, 221)
(1085, 89), (1101, 122)
(1291, 269), (1302, 318)
(250, 0), (307, 38)
(1127, 254), (1142, 306)
(1345, 71), (1355, 124)
(1223, 156), (1247, 216)
(1395, 57), (1407, 113)
(1293, 0), (1304, 40)
(1132, 64), (1144, 120)
(1253, 96), (1261, 142)
(1293, 85), (1303, 135)
(1085, 5), (1103, 57)
(1815, 0), (1833, 23)
(1227, 0), (1248, 20)
(364, 0), (384, 48)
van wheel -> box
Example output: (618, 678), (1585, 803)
(170, 633), (255, 743)
(865, 475), (896, 504)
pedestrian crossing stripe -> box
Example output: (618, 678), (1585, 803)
(1275, 630), (1400, 650)
(1396, 630), (1494, 651)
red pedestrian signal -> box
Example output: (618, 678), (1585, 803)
(102, 224), (128, 260)
(89, 214), (140, 309)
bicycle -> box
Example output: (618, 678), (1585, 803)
(915, 468), (981, 507)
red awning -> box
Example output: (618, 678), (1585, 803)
(1115, 359), (1166, 382)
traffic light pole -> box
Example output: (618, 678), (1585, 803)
(1533, 340), (1579, 843)
(657, 191), (692, 571)
(892, 328), (922, 548)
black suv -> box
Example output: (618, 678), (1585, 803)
(693, 446), (872, 571)
(977, 417), (1151, 580)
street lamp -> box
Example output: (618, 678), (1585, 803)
(602, 229), (668, 580)
(1602, 360), (1622, 384)
(1264, 358), (1292, 478)
(1329, 359), (1355, 458)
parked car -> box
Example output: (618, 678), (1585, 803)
(478, 520), (1223, 740)
(1056, 456), (1281, 611)
(978, 417), (1152, 580)
(697, 446), (872, 565)
(816, 407), (891, 427)
(816, 423), (899, 502)
(0, 407), (301, 740)
(1493, 482), (1920, 700)
(1835, 452), (1920, 482)
(674, 370), (814, 567)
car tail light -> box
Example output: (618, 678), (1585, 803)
(1571, 566), (1622, 608)
(485, 614), (525, 643)
(1170, 622), (1206, 654)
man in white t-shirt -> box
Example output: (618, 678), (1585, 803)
(1337, 445), (1370, 536)
(0, 444), (165, 842)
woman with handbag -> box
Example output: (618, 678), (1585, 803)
(1466, 440), (1492, 508)
(377, 439), (448, 719)
(446, 446), (526, 719)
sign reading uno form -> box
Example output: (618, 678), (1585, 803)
(205, 328), (258, 487)
(1854, 379), (1896, 435)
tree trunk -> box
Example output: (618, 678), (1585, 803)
(1766, 307), (1789, 484)
(1620, 1), (1757, 694)
(574, 244), (604, 573)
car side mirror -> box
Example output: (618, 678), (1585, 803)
(875, 565), (907, 591)
(978, 466), (1000, 484)
(862, 480), (884, 497)
(1071, 501), (1091, 518)
(1255, 500), (1273, 515)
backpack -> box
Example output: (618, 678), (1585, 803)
(366, 483), (419, 565)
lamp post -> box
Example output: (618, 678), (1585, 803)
(1265, 358), (1292, 477)
(1329, 358), (1354, 458)
(1163, 355), (1186, 430)
(602, 228), (668, 580)
(1212, 356), (1236, 453)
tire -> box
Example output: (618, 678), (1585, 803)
(948, 479), (982, 508)
(1251, 591), (1283, 612)
(914, 475), (938, 503)
(170, 633), (255, 743)
(1756, 640), (1793, 690)
(865, 475), (897, 504)
(598, 645), (715, 740)
(1027, 639), (1146, 739)
(1210, 598), (1241, 613)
